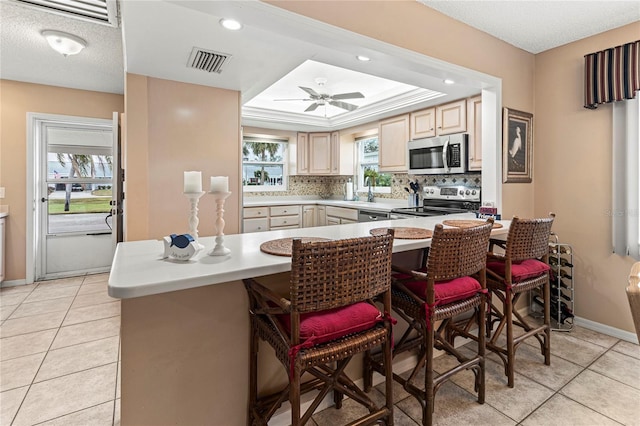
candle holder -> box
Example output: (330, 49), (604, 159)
(208, 191), (232, 256)
(184, 191), (205, 241)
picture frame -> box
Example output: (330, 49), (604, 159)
(502, 107), (533, 183)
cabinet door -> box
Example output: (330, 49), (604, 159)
(327, 217), (341, 226)
(296, 132), (309, 175)
(436, 99), (467, 135)
(243, 218), (268, 233)
(330, 131), (340, 175)
(467, 96), (482, 171)
(410, 107), (436, 139)
(316, 206), (327, 226)
(309, 133), (331, 175)
(302, 206), (316, 228)
(378, 114), (410, 172)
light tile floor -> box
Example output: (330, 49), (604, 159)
(1, 276), (639, 425)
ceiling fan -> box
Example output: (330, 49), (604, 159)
(275, 85), (365, 112)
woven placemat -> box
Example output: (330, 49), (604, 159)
(369, 227), (433, 239)
(260, 237), (332, 257)
(442, 219), (503, 229)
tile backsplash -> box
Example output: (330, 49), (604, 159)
(244, 173), (481, 200)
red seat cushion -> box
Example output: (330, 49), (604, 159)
(403, 276), (482, 306)
(277, 302), (381, 345)
(487, 259), (550, 282)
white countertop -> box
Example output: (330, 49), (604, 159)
(243, 197), (408, 212)
(108, 213), (510, 299)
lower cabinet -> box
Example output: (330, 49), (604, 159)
(325, 206), (358, 225)
(302, 205), (316, 228)
(316, 205), (326, 227)
(243, 204), (359, 232)
(243, 218), (269, 233)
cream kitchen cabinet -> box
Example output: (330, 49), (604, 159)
(242, 207), (269, 233)
(467, 95), (482, 171)
(302, 205), (316, 228)
(378, 114), (410, 172)
(316, 205), (327, 226)
(410, 99), (468, 140)
(269, 205), (301, 230)
(325, 206), (358, 224)
(297, 131), (350, 176)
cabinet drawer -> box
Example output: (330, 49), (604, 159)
(270, 215), (300, 228)
(270, 206), (300, 217)
(325, 206), (358, 221)
(243, 218), (268, 233)
(244, 207), (267, 219)
(270, 224), (300, 230)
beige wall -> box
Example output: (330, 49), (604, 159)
(124, 74), (241, 241)
(267, 0), (536, 218)
(535, 22), (640, 333)
(0, 80), (123, 281)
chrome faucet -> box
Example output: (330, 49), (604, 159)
(367, 180), (375, 202)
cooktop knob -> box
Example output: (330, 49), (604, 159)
(472, 190), (477, 195)
(459, 190), (464, 195)
(465, 190), (470, 195)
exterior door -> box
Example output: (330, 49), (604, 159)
(37, 116), (118, 279)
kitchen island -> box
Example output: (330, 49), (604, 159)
(109, 213), (508, 425)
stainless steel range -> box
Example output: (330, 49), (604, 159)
(390, 185), (480, 218)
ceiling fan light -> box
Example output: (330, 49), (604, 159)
(41, 30), (86, 56)
(356, 55), (371, 62)
(443, 79), (455, 85)
(219, 18), (243, 31)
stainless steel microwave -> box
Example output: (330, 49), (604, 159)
(407, 133), (468, 175)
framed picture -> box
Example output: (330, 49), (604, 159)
(503, 107), (533, 183)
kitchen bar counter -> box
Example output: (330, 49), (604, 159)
(110, 214), (509, 425)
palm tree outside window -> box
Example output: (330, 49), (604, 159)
(242, 137), (288, 191)
(356, 135), (391, 193)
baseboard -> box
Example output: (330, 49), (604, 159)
(575, 316), (639, 344)
(1, 279), (28, 288)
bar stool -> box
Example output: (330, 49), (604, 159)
(243, 232), (395, 426)
(484, 214), (555, 387)
(365, 219), (493, 426)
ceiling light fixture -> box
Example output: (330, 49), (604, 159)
(41, 30), (86, 56)
(356, 55), (371, 62)
(443, 79), (455, 85)
(219, 18), (243, 31)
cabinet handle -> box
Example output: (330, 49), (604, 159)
(257, 227), (261, 230)
(283, 221), (287, 224)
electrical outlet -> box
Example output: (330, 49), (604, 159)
(0, 187), (5, 199)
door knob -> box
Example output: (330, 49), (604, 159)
(41, 197), (48, 202)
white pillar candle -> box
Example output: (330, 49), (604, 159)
(210, 176), (229, 193)
(184, 171), (202, 193)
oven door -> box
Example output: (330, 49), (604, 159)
(408, 134), (467, 174)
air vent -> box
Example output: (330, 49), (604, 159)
(187, 47), (232, 74)
(11, 0), (118, 26)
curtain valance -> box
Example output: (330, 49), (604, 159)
(584, 40), (639, 109)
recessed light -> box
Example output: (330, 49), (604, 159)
(219, 18), (242, 31)
(443, 79), (455, 85)
(41, 30), (86, 56)
(356, 55), (371, 62)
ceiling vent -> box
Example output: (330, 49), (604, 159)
(187, 47), (232, 74)
(11, 0), (118, 27)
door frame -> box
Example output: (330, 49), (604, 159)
(26, 112), (114, 283)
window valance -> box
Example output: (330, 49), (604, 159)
(584, 40), (639, 109)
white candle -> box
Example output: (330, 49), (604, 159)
(209, 176), (229, 193)
(184, 171), (202, 193)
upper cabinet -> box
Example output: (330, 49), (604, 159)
(467, 96), (482, 171)
(297, 131), (352, 175)
(410, 99), (468, 140)
(379, 114), (410, 172)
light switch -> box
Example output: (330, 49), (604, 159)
(0, 187), (4, 199)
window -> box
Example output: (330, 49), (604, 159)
(356, 135), (391, 193)
(242, 137), (288, 191)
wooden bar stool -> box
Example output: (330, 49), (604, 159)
(243, 231), (395, 426)
(484, 214), (555, 387)
(365, 219), (493, 426)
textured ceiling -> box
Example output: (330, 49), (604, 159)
(420, 0), (640, 54)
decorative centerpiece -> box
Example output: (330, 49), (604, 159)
(163, 233), (201, 261)
(208, 176), (232, 256)
(183, 171), (205, 241)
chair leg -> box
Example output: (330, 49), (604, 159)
(505, 290), (515, 388)
(383, 329), (394, 426)
(363, 349), (373, 392)
(477, 296), (486, 404)
(290, 366), (301, 426)
(333, 385), (343, 409)
(543, 280), (551, 365)
(249, 323), (258, 426)
(424, 324), (435, 426)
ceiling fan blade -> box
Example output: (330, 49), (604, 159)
(273, 98), (314, 101)
(329, 100), (358, 111)
(331, 92), (365, 100)
(299, 86), (321, 98)
(305, 103), (321, 112)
